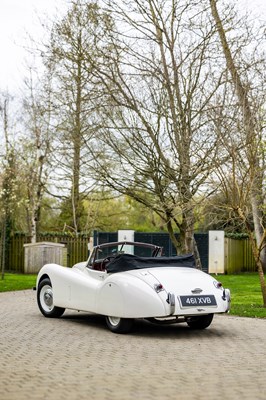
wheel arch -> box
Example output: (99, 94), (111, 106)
(37, 273), (51, 287)
(98, 274), (167, 318)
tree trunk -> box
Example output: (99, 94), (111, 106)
(167, 212), (202, 270)
(1, 219), (6, 280)
(30, 216), (37, 244)
(210, 0), (266, 306)
(166, 218), (181, 254)
(250, 191), (266, 273)
(247, 227), (266, 307)
(72, 32), (83, 234)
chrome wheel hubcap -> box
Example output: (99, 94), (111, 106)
(40, 285), (54, 312)
(108, 316), (120, 326)
(44, 290), (53, 307)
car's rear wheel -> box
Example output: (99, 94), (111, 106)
(105, 316), (134, 333)
(37, 278), (65, 318)
(186, 313), (213, 330)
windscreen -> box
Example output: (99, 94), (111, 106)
(94, 243), (157, 261)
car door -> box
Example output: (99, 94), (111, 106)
(65, 267), (106, 313)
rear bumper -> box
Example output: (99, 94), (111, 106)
(165, 289), (231, 317)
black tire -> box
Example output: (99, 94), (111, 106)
(105, 316), (134, 334)
(37, 278), (65, 318)
(186, 314), (214, 330)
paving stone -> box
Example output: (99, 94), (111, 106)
(0, 290), (265, 400)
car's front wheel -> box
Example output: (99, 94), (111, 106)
(37, 278), (65, 318)
(186, 314), (213, 330)
(105, 316), (134, 333)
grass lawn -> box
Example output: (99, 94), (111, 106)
(1, 272), (265, 318)
(214, 273), (266, 318)
(0, 273), (37, 292)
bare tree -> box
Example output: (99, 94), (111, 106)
(0, 93), (19, 276)
(18, 68), (54, 242)
(86, 0), (228, 263)
(209, 0), (266, 305)
(43, 0), (114, 234)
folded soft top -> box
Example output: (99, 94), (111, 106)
(106, 253), (195, 273)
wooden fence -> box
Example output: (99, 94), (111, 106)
(6, 233), (90, 273)
(224, 237), (256, 273)
(3, 232), (257, 274)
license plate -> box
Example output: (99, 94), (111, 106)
(180, 295), (217, 307)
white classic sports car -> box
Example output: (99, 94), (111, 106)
(36, 241), (231, 333)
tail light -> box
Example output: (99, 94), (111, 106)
(213, 281), (223, 289)
(154, 283), (164, 293)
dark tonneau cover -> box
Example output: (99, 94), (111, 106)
(106, 253), (195, 273)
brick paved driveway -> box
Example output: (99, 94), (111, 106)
(0, 289), (265, 400)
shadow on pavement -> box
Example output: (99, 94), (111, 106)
(56, 311), (231, 339)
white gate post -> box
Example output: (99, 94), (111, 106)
(208, 231), (225, 274)
(118, 230), (135, 254)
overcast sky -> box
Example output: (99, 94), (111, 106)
(0, 0), (69, 92)
(0, 0), (265, 93)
